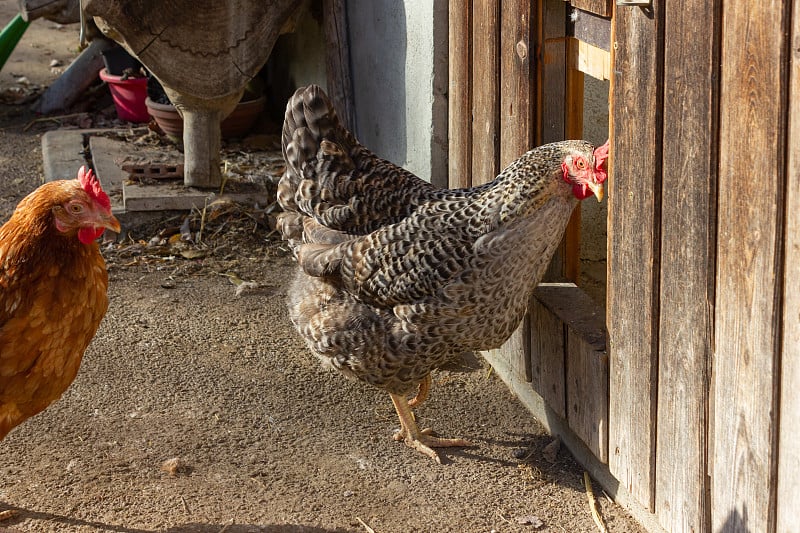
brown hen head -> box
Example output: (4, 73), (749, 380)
(10, 167), (121, 245)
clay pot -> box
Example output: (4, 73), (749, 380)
(145, 94), (265, 139)
(99, 68), (149, 123)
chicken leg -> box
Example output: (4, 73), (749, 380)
(407, 373), (431, 408)
(390, 392), (470, 464)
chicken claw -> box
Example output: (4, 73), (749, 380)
(390, 393), (471, 463)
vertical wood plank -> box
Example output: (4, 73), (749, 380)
(500, 0), (535, 167)
(487, 0), (536, 385)
(448, 0), (472, 188)
(323, 0), (356, 132)
(471, 0), (500, 185)
(566, 331), (608, 463)
(777, 1), (800, 529)
(529, 298), (566, 417)
(564, 37), (585, 284)
(655, 0), (719, 530)
(712, 0), (788, 530)
(607, 0), (663, 511)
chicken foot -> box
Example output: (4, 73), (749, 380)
(389, 392), (470, 464)
(407, 374), (431, 408)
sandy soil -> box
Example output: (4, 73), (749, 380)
(0, 4), (645, 532)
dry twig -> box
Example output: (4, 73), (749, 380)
(356, 517), (376, 533)
(0, 509), (18, 521)
(584, 471), (608, 533)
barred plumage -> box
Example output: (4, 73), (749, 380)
(277, 85), (608, 462)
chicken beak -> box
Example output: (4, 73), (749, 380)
(101, 212), (122, 233)
(588, 181), (605, 203)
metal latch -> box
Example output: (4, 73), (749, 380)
(616, 0), (652, 5)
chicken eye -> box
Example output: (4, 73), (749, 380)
(576, 158), (587, 170)
(69, 203), (83, 214)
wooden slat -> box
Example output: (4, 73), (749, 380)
(569, 0), (611, 18)
(471, 0), (500, 185)
(566, 330), (608, 463)
(777, 1), (800, 529)
(540, 0), (569, 280)
(607, 0), (663, 511)
(323, 0), (355, 133)
(565, 37), (584, 283)
(531, 283), (608, 461)
(528, 298), (565, 417)
(655, 0), (719, 530)
(711, 0), (788, 530)
(571, 8), (611, 51)
(448, 0), (472, 188)
(500, 0), (534, 166)
(486, 0), (536, 388)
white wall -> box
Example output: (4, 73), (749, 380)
(346, 0), (448, 186)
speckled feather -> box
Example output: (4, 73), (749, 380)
(0, 180), (110, 440)
(278, 85), (601, 396)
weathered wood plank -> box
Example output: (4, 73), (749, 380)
(655, 0), (719, 530)
(777, 3), (800, 530)
(534, 282), (608, 461)
(323, 0), (355, 132)
(607, 0), (663, 511)
(571, 8), (611, 51)
(500, 0), (535, 166)
(712, 0), (788, 530)
(448, 0), (472, 188)
(569, 0), (611, 18)
(566, 330), (608, 463)
(529, 298), (565, 416)
(487, 0), (536, 385)
(471, 0), (500, 185)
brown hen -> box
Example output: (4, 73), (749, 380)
(277, 85), (608, 463)
(0, 167), (120, 441)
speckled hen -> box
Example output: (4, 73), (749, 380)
(277, 85), (609, 463)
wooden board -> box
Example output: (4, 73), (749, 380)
(711, 0), (787, 530)
(323, 0), (355, 132)
(566, 330), (608, 463)
(447, 0), (472, 188)
(528, 298), (565, 416)
(534, 282), (607, 459)
(607, 0), (663, 511)
(483, 0), (536, 388)
(471, 0), (500, 185)
(569, 0), (611, 18)
(655, 0), (719, 529)
(777, 1), (800, 528)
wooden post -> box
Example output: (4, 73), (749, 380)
(777, 1), (800, 529)
(655, 0), (720, 530)
(471, 0), (500, 185)
(607, 0), (663, 511)
(483, 0), (536, 384)
(323, 0), (356, 133)
(448, 0), (472, 188)
(712, 0), (789, 530)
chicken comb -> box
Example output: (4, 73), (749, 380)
(77, 166), (111, 210)
(593, 140), (610, 183)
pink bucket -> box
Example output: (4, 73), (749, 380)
(99, 68), (149, 123)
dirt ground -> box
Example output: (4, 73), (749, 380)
(0, 5), (645, 532)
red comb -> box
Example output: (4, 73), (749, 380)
(593, 140), (609, 183)
(77, 166), (111, 211)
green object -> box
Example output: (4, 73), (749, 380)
(0, 14), (30, 72)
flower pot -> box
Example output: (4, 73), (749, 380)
(99, 68), (149, 123)
(145, 94), (265, 139)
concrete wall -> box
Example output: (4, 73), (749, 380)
(346, 0), (448, 187)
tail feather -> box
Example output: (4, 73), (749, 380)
(277, 85), (439, 247)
